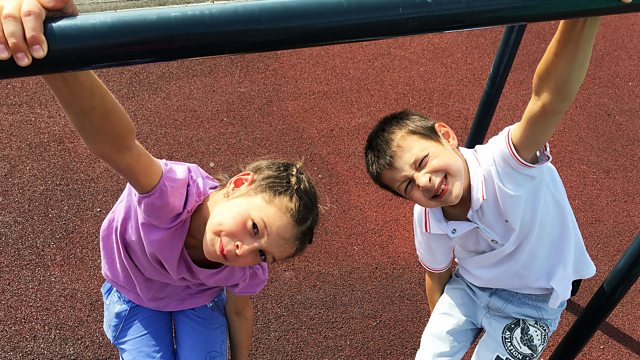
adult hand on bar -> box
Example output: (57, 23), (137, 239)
(0, 0), (77, 67)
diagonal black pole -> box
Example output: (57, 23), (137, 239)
(1, 0), (639, 79)
(465, 24), (527, 148)
(549, 231), (640, 359)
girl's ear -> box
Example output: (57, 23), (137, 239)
(434, 122), (459, 148)
(226, 171), (255, 195)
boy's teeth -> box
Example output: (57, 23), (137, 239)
(434, 179), (446, 197)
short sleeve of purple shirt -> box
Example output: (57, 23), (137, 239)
(100, 160), (268, 311)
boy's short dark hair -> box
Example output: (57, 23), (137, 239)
(364, 109), (440, 195)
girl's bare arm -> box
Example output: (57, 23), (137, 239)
(226, 291), (254, 360)
(43, 71), (162, 194)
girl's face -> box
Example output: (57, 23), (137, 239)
(203, 174), (296, 267)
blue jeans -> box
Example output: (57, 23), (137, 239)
(101, 281), (228, 360)
(416, 271), (566, 360)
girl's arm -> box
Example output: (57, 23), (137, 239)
(424, 267), (452, 313)
(225, 291), (254, 360)
(43, 72), (162, 194)
(1, 0), (162, 193)
(0, 0), (78, 66)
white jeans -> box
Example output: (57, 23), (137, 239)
(416, 271), (566, 360)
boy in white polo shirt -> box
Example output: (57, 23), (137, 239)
(364, 16), (610, 360)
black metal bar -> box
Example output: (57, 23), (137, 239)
(1, 0), (639, 79)
(549, 231), (640, 359)
(465, 24), (526, 147)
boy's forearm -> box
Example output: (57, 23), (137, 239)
(42, 71), (137, 159)
(532, 17), (601, 109)
(425, 269), (452, 313)
(425, 285), (442, 313)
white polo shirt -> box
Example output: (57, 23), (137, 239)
(413, 124), (595, 308)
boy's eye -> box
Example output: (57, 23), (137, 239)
(404, 180), (413, 196)
(418, 154), (428, 169)
(252, 221), (259, 236)
(258, 249), (267, 262)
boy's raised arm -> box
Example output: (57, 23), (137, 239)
(511, 17), (601, 163)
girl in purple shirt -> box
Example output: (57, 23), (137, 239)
(0, 1), (320, 359)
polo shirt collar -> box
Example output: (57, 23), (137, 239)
(459, 147), (486, 212)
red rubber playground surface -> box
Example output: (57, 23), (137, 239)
(1, 14), (639, 360)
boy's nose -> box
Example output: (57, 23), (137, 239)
(415, 172), (431, 190)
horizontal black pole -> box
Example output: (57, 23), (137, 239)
(1, 0), (639, 79)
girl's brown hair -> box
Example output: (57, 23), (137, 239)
(219, 159), (319, 258)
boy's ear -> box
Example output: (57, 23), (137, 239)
(227, 171), (255, 195)
(434, 122), (458, 148)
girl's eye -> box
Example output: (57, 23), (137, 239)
(252, 221), (259, 236)
(258, 250), (267, 262)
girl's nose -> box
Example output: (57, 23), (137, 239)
(235, 240), (259, 257)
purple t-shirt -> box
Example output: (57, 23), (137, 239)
(100, 160), (268, 311)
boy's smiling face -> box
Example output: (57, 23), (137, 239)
(380, 123), (469, 210)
